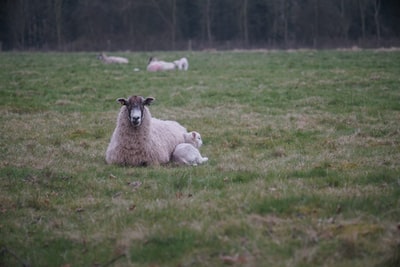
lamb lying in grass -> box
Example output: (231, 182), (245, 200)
(172, 131), (208, 166)
(147, 57), (189, 72)
(146, 57), (174, 71)
(105, 95), (187, 166)
(98, 53), (129, 64)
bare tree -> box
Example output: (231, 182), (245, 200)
(149, 0), (177, 49)
(358, 0), (367, 40)
(373, 0), (381, 46)
(204, 0), (213, 47)
(241, 0), (249, 47)
(312, 0), (319, 48)
(171, 0), (177, 49)
(53, 0), (63, 49)
(338, 0), (349, 41)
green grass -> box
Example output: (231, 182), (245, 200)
(1, 50), (400, 267)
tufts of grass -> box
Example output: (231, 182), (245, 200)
(1, 50), (399, 266)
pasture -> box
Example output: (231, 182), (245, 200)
(0, 50), (399, 267)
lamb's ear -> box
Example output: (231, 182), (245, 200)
(143, 97), (155, 106)
(192, 132), (196, 139)
(117, 98), (127, 105)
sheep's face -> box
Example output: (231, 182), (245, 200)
(185, 131), (203, 148)
(117, 96), (154, 127)
(97, 53), (106, 60)
(193, 132), (203, 148)
(148, 57), (158, 64)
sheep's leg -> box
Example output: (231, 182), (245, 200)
(200, 157), (208, 164)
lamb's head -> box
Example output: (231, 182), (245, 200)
(117, 95), (154, 127)
(97, 53), (106, 60)
(184, 131), (203, 148)
(148, 57), (158, 64)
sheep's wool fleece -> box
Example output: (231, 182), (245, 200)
(106, 105), (187, 166)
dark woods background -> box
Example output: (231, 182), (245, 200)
(1, 0), (399, 51)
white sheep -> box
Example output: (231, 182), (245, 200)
(173, 57), (189, 70)
(146, 57), (175, 71)
(98, 53), (129, 64)
(172, 131), (208, 166)
(147, 57), (189, 72)
(105, 95), (187, 166)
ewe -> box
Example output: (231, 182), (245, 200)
(105, 95), (187, 166)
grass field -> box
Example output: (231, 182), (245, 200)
(1, 50), (399, 267)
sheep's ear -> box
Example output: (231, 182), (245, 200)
(192, 132), (196, 139)
(143, 97), (155, 106)
(117, 98), (127, 105)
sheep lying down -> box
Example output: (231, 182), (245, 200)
(98, 53), (129, 64)
(106, 95), (208, 167)
(106, 95), (187, 166)
(172, 131), (208, 166)
(147, 57), (189, 72)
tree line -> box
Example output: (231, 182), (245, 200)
(1, 0), (399, 51)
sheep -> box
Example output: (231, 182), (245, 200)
(173, 57), (189, 70)
(172, 131), (208, 166)
(146, 57), (175, 71)
(183, 131), (203, 148)
(146, 57), (189, 72)
(98, 53), (129, 64)
(105, 95), (188, 166)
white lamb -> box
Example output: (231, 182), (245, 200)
(147, 57), (189, 72)
(173, 57), (189, 70)
(105, 95), (187, 166)
(172, 131), (208, 166)
(146, 57), (175, 71)
(98, 53), (129, 64)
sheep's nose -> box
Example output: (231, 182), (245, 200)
(131, 116), (140, 125)
(130, 108), (142, 126)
